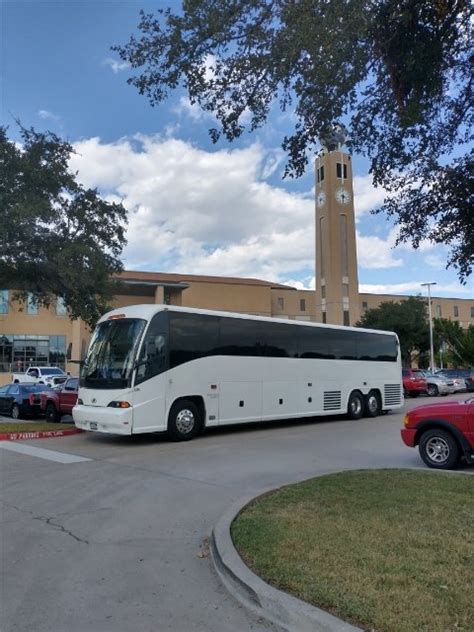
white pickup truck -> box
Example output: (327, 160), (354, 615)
(12, 366), (68, 386)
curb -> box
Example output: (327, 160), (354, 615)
(0, 428), (83, 441)
(211, 487), (362, 632)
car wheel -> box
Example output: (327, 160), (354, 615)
(11, 404), (21, 420)
(365, 391), (381, 417)
(347, 391), (364, 420)
(45, 403), (59, 423)
(419, 429), (460, 470)
(167, 400), (201, 441)
(426, 384), (438, 397)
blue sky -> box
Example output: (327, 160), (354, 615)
(2, 0), (472, 299)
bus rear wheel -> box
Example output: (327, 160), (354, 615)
(168, 400), (201, 442)
(365, 391), (381, 417)
(347, 391), (364, 420)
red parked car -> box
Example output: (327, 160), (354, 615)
(401, 398), (474, 469)
(40, 377), (78, 422)
(402, 369), (427, 398)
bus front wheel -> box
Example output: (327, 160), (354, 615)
(347, 391), (364, 420)
(168, 399), (201, 442)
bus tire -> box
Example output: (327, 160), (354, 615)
(365, 390), (381, 417)
(167, 399), (201, 442)
(347, 391), (364, 420)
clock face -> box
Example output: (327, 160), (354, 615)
(336, 187), (351, 204)
(317, 191), (326, 207)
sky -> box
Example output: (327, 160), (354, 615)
(2, 0), (472, 299)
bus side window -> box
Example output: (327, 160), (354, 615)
(136, 315), (169, 384)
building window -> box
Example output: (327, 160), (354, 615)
(336, 163), (347, 179)
(0, 335), (13, 372)
(343, 310), (350, 326)
(435, 305), (442, 318)
(320, 165), (325, 182)
(362, 301), (368, 311)
(300, 299), (306, 312)
(471, 307), (474, 318)
(321, 285), (326, 299)
(342, 283), (349, 298)
(56, 297), (67, 316)
(0, 290), (8, 314)
(277, 297), (284, 311)
(453, 305), (459, 318)
(27, 293), (38, 315)
(322, 312), (327, 324)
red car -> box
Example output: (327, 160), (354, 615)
(40, 377), (78, 422)
(401, 398), (474, 469)
(402, 369), (427, 398)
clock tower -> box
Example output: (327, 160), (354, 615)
(315, 125), (360, 326)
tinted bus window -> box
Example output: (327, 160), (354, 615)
(298, 326), (330, 359)
(264, 322), (298, 358)
(218, 318), (264, 356)
(169, 313), (219, 368)
(136, 312), (169, 383)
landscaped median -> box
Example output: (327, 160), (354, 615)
(230, 470), (473, 632)
(0, 422), (83, 440)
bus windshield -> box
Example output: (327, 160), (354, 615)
(80, 318), (146, 389)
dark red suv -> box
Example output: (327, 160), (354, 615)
(401, 398), (474, 469)
(402, 369), (427, 398)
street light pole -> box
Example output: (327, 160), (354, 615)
(421, 282), (437, 371)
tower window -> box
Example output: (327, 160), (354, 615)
(336, 163), (347, 179)
(320, 166), (325, 182)
(340, 214), (348, 277)
(343, 310), (350, 326)
(322, 312), (327, 324)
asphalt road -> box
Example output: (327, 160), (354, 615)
(1, 393), (472, 632)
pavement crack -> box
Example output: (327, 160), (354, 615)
(33, 515), (89, 544)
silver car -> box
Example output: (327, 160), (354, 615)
(412, 370), (455, 396)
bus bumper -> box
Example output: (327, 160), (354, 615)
(73, 404), (133, 435)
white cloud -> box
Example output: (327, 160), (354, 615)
(356, 227), (404, 269)
(103, 57), (131, 74)
(69, 135), (315, 280)
(173, 96), (210, 122)
(424, 254), (446, 269)
(38, 109), (60, 121)
(353, 175), (387, 218)
(68, 134), (454, 286)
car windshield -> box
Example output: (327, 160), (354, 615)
(20, 384), (49, 393)
(80, 318), (146, 389)
(41, 368), (65, 375)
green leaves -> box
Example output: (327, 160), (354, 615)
(114, 0), (473, 281)
(0, 125), (127, 328)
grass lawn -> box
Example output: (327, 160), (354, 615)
(231, 470), (474, 632)
(0, 422), (68, 433)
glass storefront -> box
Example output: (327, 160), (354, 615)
(0, 335), (67, 372)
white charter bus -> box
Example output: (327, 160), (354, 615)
(73, 304), (403, 440)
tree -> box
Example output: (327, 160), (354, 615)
(434, 318), (474, 366)
(114, 0), (473, 281)
(0, 125), (127, 328)
(356, 296), (430, 365)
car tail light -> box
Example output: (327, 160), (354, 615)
(107, 401), (131, 409)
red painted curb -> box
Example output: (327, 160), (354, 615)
(0, 428), (83, 441)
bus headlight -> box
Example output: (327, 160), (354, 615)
(107, 401), (132, 409)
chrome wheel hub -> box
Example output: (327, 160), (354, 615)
(367, 396), (378, 413)
(350, 398), (362, 415)
(176, 409), (195, 434)
(426, 437), (449, 463)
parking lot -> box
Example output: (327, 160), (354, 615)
(1, 392), (472, 632)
